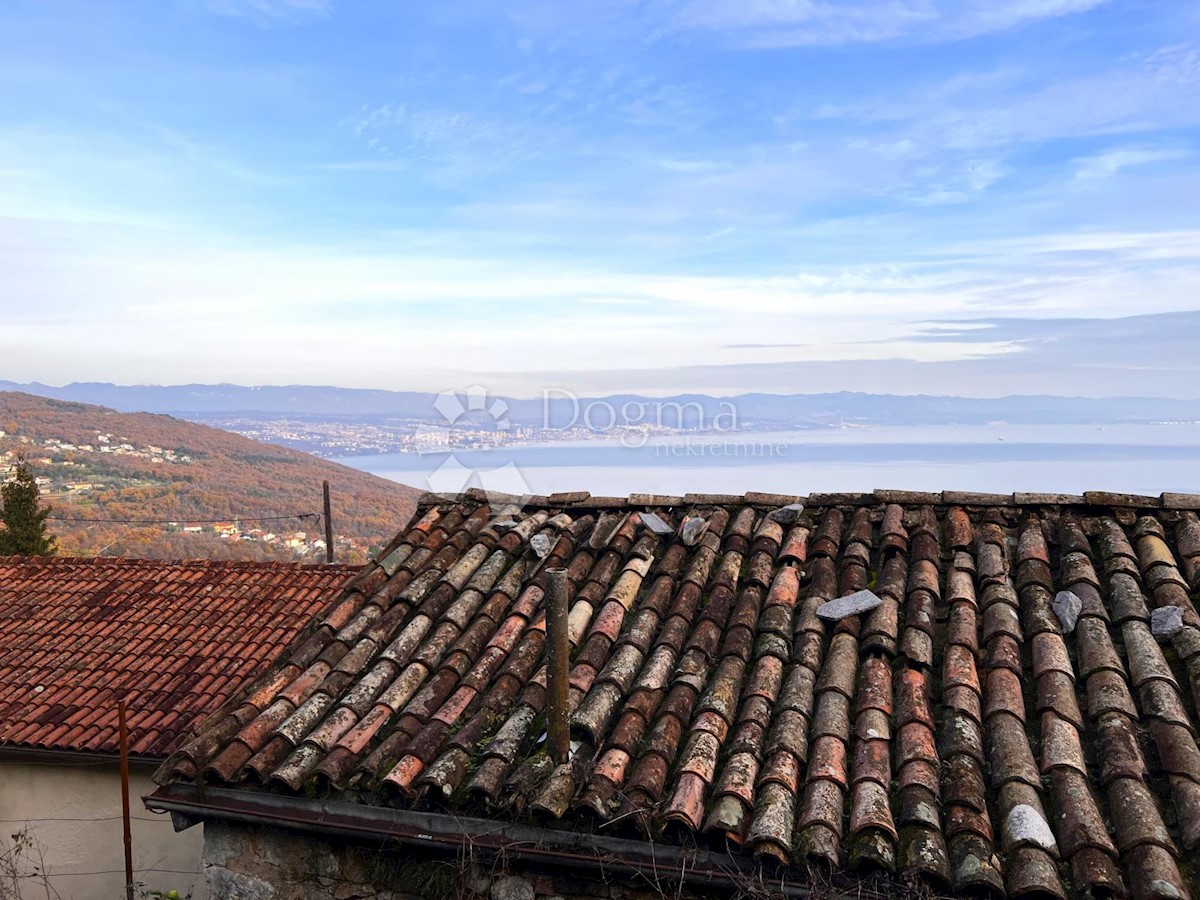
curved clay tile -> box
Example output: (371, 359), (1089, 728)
(145, 494), (1200, 899)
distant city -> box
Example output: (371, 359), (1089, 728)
(8, 380), (1200, 464)
(184, 415), (726, 458)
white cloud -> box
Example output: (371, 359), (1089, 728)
(936, 229), (1200, 260)
(657, 158), (724, 174)
(1072, 146), (1191, 181)
(202, 0), (331, 26)
(813, 45), (1200, 152)
(318, 159), (410, 173)
(671, 0), (1109, 47)
(347, 103), (405, 138)
(4, 209), (1200, 393)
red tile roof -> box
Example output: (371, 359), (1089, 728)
(0, 556), (359, 757)
(156, 489), (1200, 899)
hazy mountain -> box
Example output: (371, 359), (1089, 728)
(3, 381), (1199, 427)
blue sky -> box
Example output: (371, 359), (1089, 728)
(1, 0), (1199, 396)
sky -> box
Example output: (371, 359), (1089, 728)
(1, 0), (1199, 397)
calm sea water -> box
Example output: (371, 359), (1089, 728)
(335, 423), (1200, 498)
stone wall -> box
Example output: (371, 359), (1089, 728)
(203, 821), (720, 900)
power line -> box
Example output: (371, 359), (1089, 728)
(0, 815), (164, 823)
(0, 756), (121, 767)
(19, 867), (202, 878)
(48, 512), (321, 526)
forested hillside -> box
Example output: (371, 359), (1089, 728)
(0, 392), (421, 562)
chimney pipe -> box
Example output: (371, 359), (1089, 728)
(545, 567), (571, 765)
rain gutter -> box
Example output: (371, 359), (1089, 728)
(145, 784), (814, 898)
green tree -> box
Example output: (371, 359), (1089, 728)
(0, 456), (56, 556)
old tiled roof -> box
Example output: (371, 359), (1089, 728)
(157, 489), (1200, 900)
(0, 556), (359, 757)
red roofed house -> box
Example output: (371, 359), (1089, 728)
(0, 556), (358, 900)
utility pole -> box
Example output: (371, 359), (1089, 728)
(323, 480), (334, 564)
(118, 698), (134, 900)
(545, 568), (570, 765)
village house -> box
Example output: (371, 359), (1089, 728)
(0, 555), (359, 900)
(149, 488), (1200, 900)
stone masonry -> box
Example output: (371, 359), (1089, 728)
(202, 821), (719, 900)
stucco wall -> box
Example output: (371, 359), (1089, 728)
(202, 820), (718, 900)
(0, 759), (205, 900)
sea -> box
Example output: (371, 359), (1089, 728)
(335, 423), (1200, 499)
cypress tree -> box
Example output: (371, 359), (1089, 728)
(0, 456), (56, 556)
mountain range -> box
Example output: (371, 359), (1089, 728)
(3, 381), (1199, 427)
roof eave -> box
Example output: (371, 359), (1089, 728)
(144, 784), (818, 898)
(0, 743), (164, 766)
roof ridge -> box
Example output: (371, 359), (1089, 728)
(413, 488), (1200, 511)
(0, 554), (360, 570)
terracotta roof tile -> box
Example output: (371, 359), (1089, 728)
(154, 493), (1200, 899)
(0, 556), (356, 756)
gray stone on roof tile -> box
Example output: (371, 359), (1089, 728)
(638, 512), (675, 535)
(816, 590), (883, 621)
(530, 533), (555, 559)
(1005, 804), (1059, 854)
(1151, 606), (1185, 640)
(768, 503), (805, 524)
(681, 516), (708, 546)
(1053, 591), (1082, 634)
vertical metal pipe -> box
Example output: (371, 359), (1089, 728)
(323, 480), (334, 564)
(118, 698), (134, 900)
(545, 567), (571, 765)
